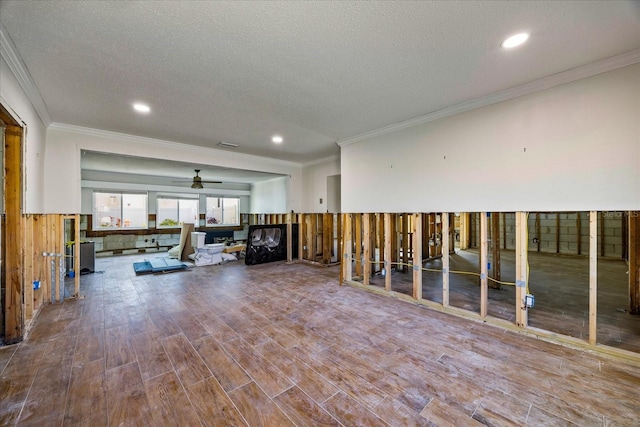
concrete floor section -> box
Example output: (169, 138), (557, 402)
(369, 249), (640, 354)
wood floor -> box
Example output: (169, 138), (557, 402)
(1, 254), (640, 426)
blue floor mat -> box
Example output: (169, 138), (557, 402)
(133, 258), (188, 275)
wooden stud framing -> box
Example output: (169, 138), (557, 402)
(535, 213), (541, 252)
(384, 213), (392, 292)
(298, 213), (305, 261)
(286, 213), (293, 262)
(401, 214), (409, 273)
(491, 212), (501, 288)
(337, 214), (342, 267)
(502, 212), (507, 249)
(4, 122), (24, 342)
(622, 212), (628, 261)
(515, 212), (528, 327)
(412, 213), (422, 300)
(322, 213), (333, 264)
(310, 214), (318, 261)
(343, 214), (353, 283)
(354, 214), (362, 277)
(480, 212), (488, 318)
(630, 211), (640, 314)
(589, 211), (598, 345)
(600, 211), (606, 258)
(363, 213), (371, 285)
(442, 212), (450, 307)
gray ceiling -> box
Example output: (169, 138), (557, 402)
(1, 0), (639, 169)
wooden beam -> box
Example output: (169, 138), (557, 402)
(298, 214), (305, 261)
(442, 212), (450, 307)
(343, 214), (353, 283)
(515, 212), (528, 327)
(413, 213), (422, 300)
(535, 213), (541, 252)
(286, 213), (293, 262)
(491, 212), (501, 288)
(376, 214), (384, 273)
(401, 214), (408, 273)
(337, 214), (342, 267)
(629, 211), (640, 314)
(480, 212), (488, 318)
(622, 212), (628, 261)
(310, 214), (318, 261)
(4, 123), (23, 342)
(589, 211), (598, 345)
(384, 213), (392, 292)
(354, 214), (362, 277)
(363, 213), (371, 285)
(322, 213), (332, 264)
(24, 215), (33, 320)
(502, 212), (507, 249)
(74, 214), (80, 296)
(600, 211), (605, 257)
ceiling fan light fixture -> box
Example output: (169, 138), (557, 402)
(191, 181), (203, 189)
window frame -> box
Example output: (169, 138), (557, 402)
(93, 191), (149, 230)
(156, 194), (200, 229)
(205, 196), (240, 227)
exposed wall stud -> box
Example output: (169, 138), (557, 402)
(442, 212), (450, 307)
(413, 213), (422, 300)
(589, 210), (598, 345)
(480, 212), (488, 318)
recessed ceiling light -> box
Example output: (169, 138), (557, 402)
(133, 103), (151, 113)
(272, 135), (283, 144)
(501, 33), (529, 49)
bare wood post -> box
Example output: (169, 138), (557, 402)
(337, 214), (342, 265)
(343, 214), (353, 283)
(630, 211), (640, 314)
(286, 213), (293, 262)
(24, 215), (33, 320)
(363, 213), (371, 285)
(401, 214), (409, 273)
(412, 213), (422, 300)
(491, 212), (501, 288)
(480, 212), (488, 318)
(589, 210), (598, 345)
(515, 212), (528, 327)
(622, 212), (628, 260)
(442, 212), (450, 307)
(322, 213), (332, 264)
(354, 214), (362, 277)
(600, 211), (606, 257)
(298, 213), (305, 261)
(310, 214), (318, 261)
(535, 213), (541, 252)
(384, 213), (392, 292)
(502, 212), (507, 249)
(3, 123), (23, 342)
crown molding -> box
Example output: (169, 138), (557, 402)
(301, 155), (340, 168)
(338, 49), (640, 148)
(49, 122), (302, 169)
(0, 24), (52, 126)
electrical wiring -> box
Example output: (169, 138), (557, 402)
(344, 256), (517, 286)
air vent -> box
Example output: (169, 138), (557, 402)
(218, 141), (238, 148)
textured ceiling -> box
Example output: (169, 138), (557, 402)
(1, 1), (639, 164)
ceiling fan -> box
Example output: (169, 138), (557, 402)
(174, 169), (222, 189)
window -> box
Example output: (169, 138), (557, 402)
(157, 196), (199, 228)
(94, 192), (148, 229)
(206, 197), (239, 226)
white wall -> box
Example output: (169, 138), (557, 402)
(301, 156), (340, 213)
(250, 177), (288, 213)
(44, 126), (303, 214)
(0, 56), (47, 213)
(341, 64), (640, 213)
